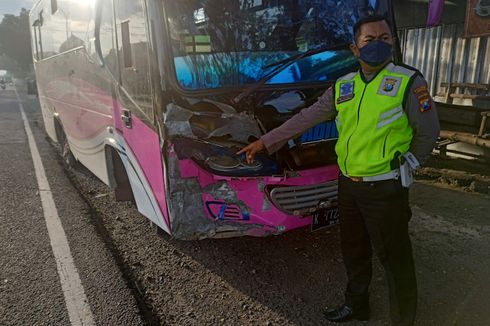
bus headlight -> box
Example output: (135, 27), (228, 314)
(172, 137), (281, 176)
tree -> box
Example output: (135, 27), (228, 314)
(0, 54), (20, 71)
(0, 8), (33, 73)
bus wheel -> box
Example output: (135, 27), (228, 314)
(54, 119), (80, 170)
(61, 136), (79, 170)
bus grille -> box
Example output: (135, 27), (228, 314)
(269, 180), (338, 216)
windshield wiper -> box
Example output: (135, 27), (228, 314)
(232, 42), (351, 105)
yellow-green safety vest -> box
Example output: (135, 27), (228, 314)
(334, 63), (417, 177)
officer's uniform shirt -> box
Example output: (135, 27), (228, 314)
(261, 71), (440, 166)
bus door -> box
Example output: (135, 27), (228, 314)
(101, 0), (171, 232)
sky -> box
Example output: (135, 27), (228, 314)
(0, 0), (34, 19)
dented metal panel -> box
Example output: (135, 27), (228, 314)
(166, 154), (263, 240)
(164, 104), (196, 139)
(400, 24), (490, 97)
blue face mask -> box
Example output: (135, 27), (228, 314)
(358, 40), (393, 67)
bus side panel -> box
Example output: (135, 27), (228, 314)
(34, 48), (115, 185)
(35, 49), (172, 232)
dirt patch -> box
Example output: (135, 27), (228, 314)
(409, 182), (490, 326)
(416, 155), (490, 195)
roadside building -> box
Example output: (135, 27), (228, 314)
(395, 0), (490, 158)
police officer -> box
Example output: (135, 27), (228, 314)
(238, 15), (440, 326)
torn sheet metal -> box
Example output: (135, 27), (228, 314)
(164, 103), (261, 143)
(206, 112), (261, 143)
(167, 155), (262, 240)
(163, 103), (196, 138)
(203, 181), (251, 213)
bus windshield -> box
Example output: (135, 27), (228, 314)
(165, 0), (360, 90)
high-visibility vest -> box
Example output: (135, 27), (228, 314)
(334, 63), (417, 177)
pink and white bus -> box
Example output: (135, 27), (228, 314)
(30, 0), (395, 239)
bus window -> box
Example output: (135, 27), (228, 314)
(38, 7), (58, 58)
(98, 0), (118, 76)
(50, 1), (69, 53)
(146, 0), (168, 92)
(60, 0), (93, 52)
(115, 0), (153, 120)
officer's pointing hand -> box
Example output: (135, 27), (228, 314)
(237, 139), (264, 164)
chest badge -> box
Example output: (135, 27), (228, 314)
(337, 81), (355, 104)
(378, 76), (402, 96)
(383, 78), (397, 92)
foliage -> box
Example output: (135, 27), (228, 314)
(0, 54), (20, 71)
(0, 8), (33, 73)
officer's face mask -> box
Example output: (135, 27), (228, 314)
(358, 40), (393, 67)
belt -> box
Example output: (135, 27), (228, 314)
(344, 169), (400, 183)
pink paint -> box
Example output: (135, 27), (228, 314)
(113, 110), (170, 229)
(178, 158), (339, 187)
(45, 75), (170, 230)
(427, 0), (445, 27)
(179, 157), (339, 235)
(44, 74), (338, 237)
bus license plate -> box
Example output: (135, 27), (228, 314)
(311, 207), (339, 231)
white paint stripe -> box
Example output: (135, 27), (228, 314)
(15, 89), (96, 326)
(379, 106), (403, 120)
(377, 111), (405, 129)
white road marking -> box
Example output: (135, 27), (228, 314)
(15, 90), (96, 326)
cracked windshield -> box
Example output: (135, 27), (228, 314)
(166, 0), (359, 89)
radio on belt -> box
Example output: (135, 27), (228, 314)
(399, 152), (420, 188)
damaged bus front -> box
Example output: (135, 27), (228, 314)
(31, 0), (394, 239)
(161, 0), (393, 239)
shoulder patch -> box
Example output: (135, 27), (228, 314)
(414, 85), (432, 112)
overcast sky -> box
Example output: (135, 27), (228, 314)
(0, 0), (34, 18)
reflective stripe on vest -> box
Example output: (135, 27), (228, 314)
(334, 63), (416, 177)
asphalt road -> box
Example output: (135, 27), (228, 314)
(0, 87), (143, 326)
(1, 86), (490, 326)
